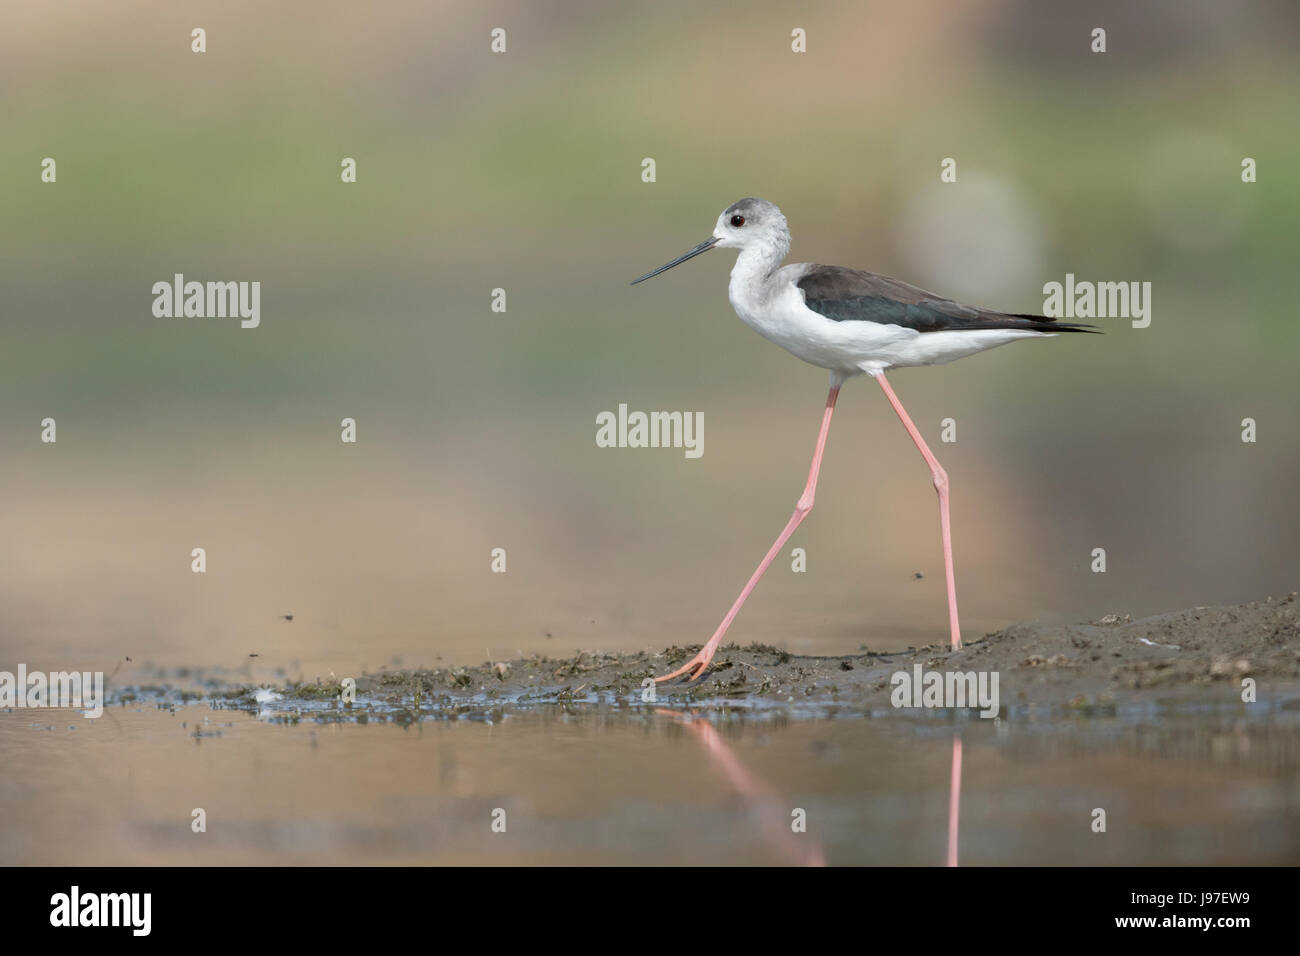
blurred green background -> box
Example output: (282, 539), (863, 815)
(2, 0), (1297, 677)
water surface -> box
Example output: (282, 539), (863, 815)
(3, 693), (1297, 865)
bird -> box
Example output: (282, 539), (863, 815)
(631, 197), (1096, 683)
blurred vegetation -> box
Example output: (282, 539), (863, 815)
(1, 0), (1296, 667)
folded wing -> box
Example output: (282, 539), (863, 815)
(796, 265), (1099, 333)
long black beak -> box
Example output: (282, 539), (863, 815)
(630, 237), (719, 285)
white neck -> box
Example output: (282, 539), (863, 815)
(728, 236), (791, 322)
(729, 232), (790, 291)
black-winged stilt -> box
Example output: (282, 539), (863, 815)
(631, 198), (1097, 683)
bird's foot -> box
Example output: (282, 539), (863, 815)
(655, 643), (720, 684)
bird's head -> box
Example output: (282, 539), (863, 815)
(711, 197), (788, 251)
(631, 197), (789, 285)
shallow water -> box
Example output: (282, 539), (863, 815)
(3, 692), (1298, 865)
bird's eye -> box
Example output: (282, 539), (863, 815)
(730, 215), (745, 227)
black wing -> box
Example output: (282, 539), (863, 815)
(796, 265), (1098, 334)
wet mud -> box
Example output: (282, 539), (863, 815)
(142, 594), (1300, 720)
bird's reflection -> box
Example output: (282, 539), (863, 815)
(658, 709), (825, 866)
(948, 735), (962, 867)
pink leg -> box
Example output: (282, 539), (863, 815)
(874, 372), (962, 651)
(658, 384), (840, 682)
(947, 736), (962, 867)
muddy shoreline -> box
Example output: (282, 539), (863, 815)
(177, 594), (1300, 720)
